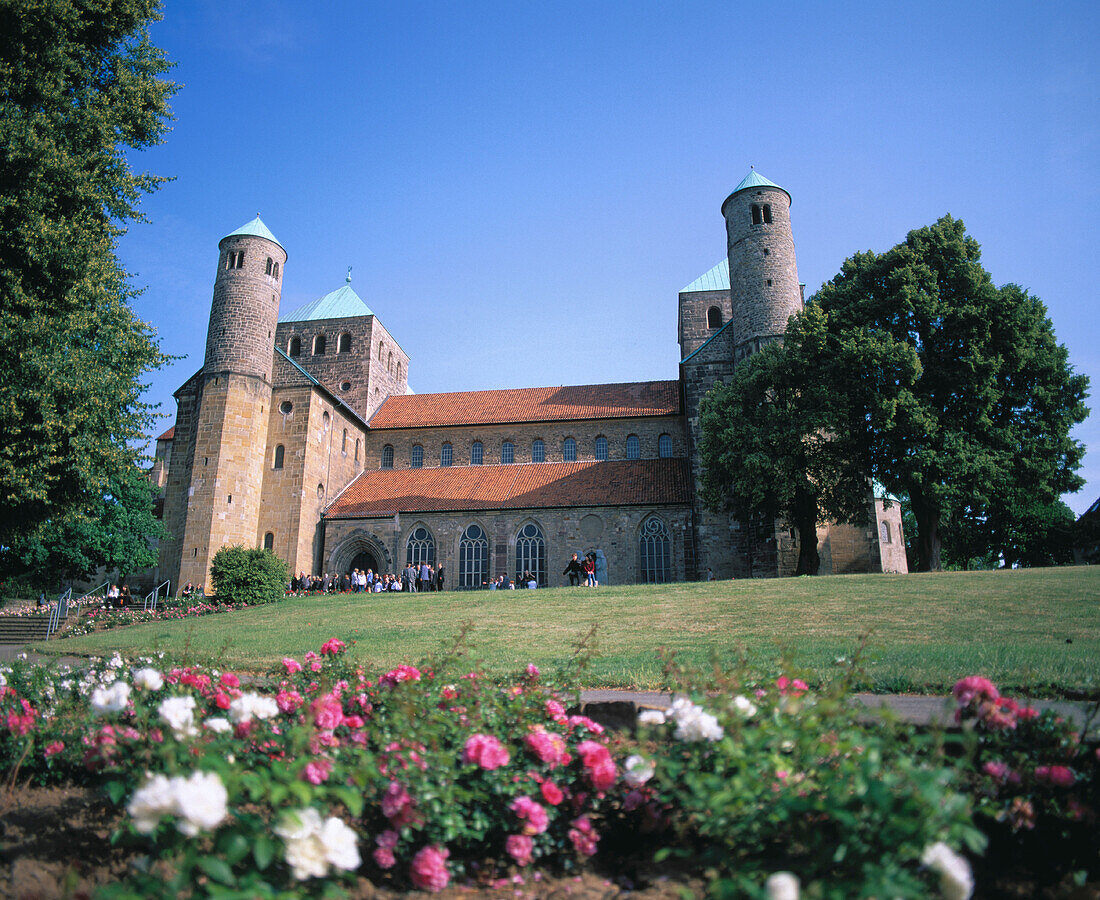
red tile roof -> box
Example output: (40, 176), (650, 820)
(157, 426), (175, 441)
(368, 381), (681, 429)
(325, 458), (691, 517)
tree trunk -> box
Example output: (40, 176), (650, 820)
(793, 492), (821, 576)
(909, 486), (942, 572)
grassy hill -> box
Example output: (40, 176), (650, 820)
(38, 567), (1100, 696)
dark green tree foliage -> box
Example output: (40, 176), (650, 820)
(698, 306), (903, 575)
(209, 547), (289, 606)
(815, 216), (1088, 570)
(7, 461), (165, 585)
(0, 0), (175, 548)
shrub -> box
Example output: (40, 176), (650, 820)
(209, 546), (288, 606)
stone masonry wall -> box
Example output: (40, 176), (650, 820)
(678, 288), (732, 359)
(159, 378), (200, 592)
(324, 503), (692, 587)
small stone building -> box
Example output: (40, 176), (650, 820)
(156, 170), (907, 592)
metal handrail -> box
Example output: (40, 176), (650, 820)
(143, 580), (170, 612)
(80, 580), (110, 604)
(47, 587), (72, 637)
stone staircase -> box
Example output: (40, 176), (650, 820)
(0, 612), (71, 645)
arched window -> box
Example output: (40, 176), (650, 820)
(515, 523), (547, 587)
(640, 516), (672, 584)
(751, 204), (763, 226)
(313, 334), (326, 355)
(658, 434), (673, 458)
(387, 351), (393, 373)
(707, 306), (723, 328)
(563, 437), (576, 462)
(441, 442), (453, 467)
(626, 434), (640, 459)
(342, 429), (347, 453)
(411, 444), (424, 468)
(501, 441), (514, 464)
(265, 257), (273, 275)
(378, 342), (384, 361)
(471, 441), (483, 465)
(355, 438), (360, 462)
(273, 262), (279, 279)
(595, 436), (608, 461)
(273, 444), (285, 470)
(263, 532), (274, 550)
(532, 439), (545, 463)
(406, 526), (436, 567)
(381, 445), (394, 468)
(880, 521), (892, 544)
(459, 524), (489, 588)
(338, 333), (352, 353)
(396, 362), (403, 381)
(763, 204), (772, 224)
(288, 336), (301, 357)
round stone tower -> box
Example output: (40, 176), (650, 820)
(205, 216), (287, 380)
(720, 169), (803, 363)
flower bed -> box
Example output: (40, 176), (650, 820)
(0, 642), (1095, 898)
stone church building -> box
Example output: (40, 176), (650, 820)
(154, 170), (907, 592)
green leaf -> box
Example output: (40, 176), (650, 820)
(197, 856), (236, 886)
(105, 780), (128, 805)
(253, 834), (276, 871)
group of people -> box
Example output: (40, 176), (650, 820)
(562, 552), (599, 587)
(180, 582), (203, 600)
(104, 582), (132, 608)
(487, 570), (540, 590)
(289, 563), (446, 595)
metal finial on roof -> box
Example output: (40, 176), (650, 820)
(346, 266), (352, 284)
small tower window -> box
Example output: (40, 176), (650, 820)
(471, 441), (483, 465)
(342, 429), (347, 453)
(659, 433), (673, 458)
(226, 250), (245, 269)
(273, 444), (285, 470)
(280, 400), (293, 415)
(288, 336), (301, 357)
(880, 521), (892, 544)
(354, 439), (360, 462)
(707, 306), (723, 328)
(763, 204), (772, 224)
(441, 442), (453, 466)
(317, 483), (324, 499)
(265, 257), (273, 275)
(626, 434), (640, 459)
(532, 439), (545, 463)
(264, 532), (274, 551)
(563, 437), (576, 462)
(501, 441), (514, 464)
(313, 335), (327, 355)
(381, 445), (394, 468)
(396, 362), (403, 381)
(378, 342), (384, 361)
(338, 333), (352, 353)
(340, 381), (351, 391)
(751, 204), (762, 226)
(387, 351), (393, 373)
(595, 436), (608, 461)
(273, 261), (279, 279)
(411, 444), (424, 468)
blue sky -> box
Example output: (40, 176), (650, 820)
(119, 1), (1099, 514)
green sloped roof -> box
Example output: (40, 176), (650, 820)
(224, 215), (284, 251)
(279, 277), (374, 322)
(680, 258), (729, 293)
(728, 168), (791, 203)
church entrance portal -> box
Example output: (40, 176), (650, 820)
(349, 551), (379, 576)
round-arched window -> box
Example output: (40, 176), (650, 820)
(288, 336), (301, 357)
(459, 524), (489, 588)
(707, 306), (723, 328)
(406, 526), (436, 567)
(501, 441), (514, 464)
(411, 444), (424, 468)
(563, 437), (576, 462)
(381, 445), (394, 468)
(626, 434), (640, 459)
(338, 333), (352, 353)
(471, 441), (483, 465)
(441, 442), (453, 466)
(658, 433), (673, 458)
(263, 532), (274, 551)
(640, 516), (671, 584)
(273, 444), (285, 469)
(515, 523), (547, 587)
(532, 439), (545, 463)
(594, 436), (608, 461)
(313, 334), (327, 355)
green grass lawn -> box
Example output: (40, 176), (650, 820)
(33, 567), (1100, 696)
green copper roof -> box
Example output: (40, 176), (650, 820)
(681, 259), (729, 293)
(279, 273), (374, 322)
(224, 215), (284, 251)
(729, 168), (791, 202)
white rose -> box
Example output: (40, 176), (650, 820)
(127, 773), (176, 834)
(765, 872), (800, 900)
(172, 771), (228, 836)
(90, 680), (131, 715)
(731, 695), (757, 717)
(132, 668), (164, 691)
(922, 842), (973, 900)
(108, 654), (123, 669)
(637, 709), (667, 726)
(228, 692), (280, 724)
(204, 717), (232, 733)
(319, 816), (361, 871)
(0, 672), (6, 687)
(275, 809), (328, 880)
(158, 695), (197, 738)
(623, 754), (655, 787)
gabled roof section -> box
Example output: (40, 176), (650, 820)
(280, 277), (374, 323)
(273, 348), (368, 429)
(325, 458), (691, 517)
(681, 259), (729, 293)
(368, 381), (681, 429)
(224, 215), (284, 251)
(157, 426), (175, 441)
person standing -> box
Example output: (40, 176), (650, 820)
(419, 560), (432, 594)
(435, 563), (445, 592)
(563, 553), (582, 586)
(583, 554), (596, 587)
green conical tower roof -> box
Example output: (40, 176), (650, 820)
(727, 168), (791, 204)
(280, 270), (374, 322)
(223, 215), (284, 252)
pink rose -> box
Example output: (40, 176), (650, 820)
(524, 729), (570, 768)
(776, 675), (808, 697)
(505, 834), (534, 866)
(511, 796), (549, 835)
(43, 740), (64, 757)
(525, 664), (540, 680)
(577, 740), (617, 792)
(568, 815), (599, 856)
(321, 638), (347, 656)
(410, 844), (450, 892)
(219, 672), (240, 688)
(982, 760), (1010, 781)
(283, 657), (302, 674)
(953, 675), (999, 706)
(567, 715), (604, 735)
(373, 847), (396, 869)
(1035, 765), (1075, 787)
(311, 694), (345, 730)
(276, 689), (303, 714)
(545, 699), (567, 722)
(382, 780), (417, 826)
(302, 758), (332, 784)
(380, 664), (422, 688)
(540, 780), (564, 806)
(463, 733), (511, 770)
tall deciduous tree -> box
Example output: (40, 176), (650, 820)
(0, 0), (175, 549)
(814, 216), (1088, 571)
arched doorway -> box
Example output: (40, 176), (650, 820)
(327, 529), (392, 579)
(349, 550), (380, 575)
